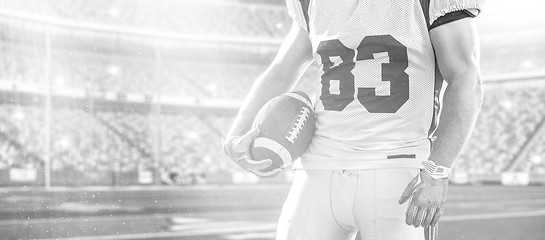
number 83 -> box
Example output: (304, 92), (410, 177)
(317, 35), (409, 113)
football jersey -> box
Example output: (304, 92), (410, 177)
(287, 0), (483, 170)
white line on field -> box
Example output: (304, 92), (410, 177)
(33, 209), (545, 240)
(442, 209), (545, 221)
(223, 231), (277, 240)
(35, 223), (278, 240)
(0, 210), (278, 226)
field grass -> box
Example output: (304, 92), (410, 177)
(0, 184), (544, 240)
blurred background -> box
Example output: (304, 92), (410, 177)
(0, 0), (544, 239)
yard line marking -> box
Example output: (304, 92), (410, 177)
(168, 221), (260, 231)
(0, 210), (278, 226)
(442, 209), (545, 221)
(0, 184), (290, 193)
(35, 222), (278, 240)
(169, 221), (276, 233)
(166, 217), (208, 224)
(34, 210), (545, 240)
(223, 231), (277, 240)
(447, 199), (545, 208)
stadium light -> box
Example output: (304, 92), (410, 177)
(109, 8), (120, 18)
(500, 100), (513, 110)
(107, 65), (121, 76)
(187, 131), (199, 140)
(530, 155), (542, 164)
(521, 60), (535, 70)
(54, 76), (66, 86)
(57, 136), (71, 149)
(11, 109), (25, 121)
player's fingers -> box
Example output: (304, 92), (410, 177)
(422, 207), (437, 228)
(246, 158), (273, 168)
(414, 206), (428, 228)
(399, 175), (419, 204)
(430, 206), (443, 227)
(231, 128), (260, 152)
(405, 188), (423, 225)
(246, 127), (261, 140)
(248, 166), (282, 178)
(405, 203), (418, 226)
(239, 158), (272, 170)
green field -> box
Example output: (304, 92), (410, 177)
(0, 184), (544, 240)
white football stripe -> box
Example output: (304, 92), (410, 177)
(253, 137), (292, 167)
(283, 92), (313, 109)
(253, 101), (271, 129)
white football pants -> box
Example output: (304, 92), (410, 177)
(276, 168), (437, 240)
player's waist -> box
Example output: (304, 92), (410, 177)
(311, 132), (430, 151)
(299, 135), (431, 162)
(293, 156), (425, 170)
(294, 148), (430, 170)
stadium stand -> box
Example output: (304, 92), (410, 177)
(0, 0), (289, 38)
(0, 0), (544, 186)
(455, 81), (545, 177)
(1, 78), (545, 185)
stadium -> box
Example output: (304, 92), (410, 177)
(0, 0), (544, 239)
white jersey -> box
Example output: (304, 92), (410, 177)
(287, 0), (482, 170)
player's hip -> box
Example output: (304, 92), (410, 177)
(277, 168), (426, 240)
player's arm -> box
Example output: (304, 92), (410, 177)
(227, 22), (313, 138)
(223, 22), (314, 174)
(400, 14), (483, 228)
(428, 17), (483, 170)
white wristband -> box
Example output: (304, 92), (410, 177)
(422, 159), (451, 179)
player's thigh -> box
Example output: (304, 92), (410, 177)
(276, 169), (355, 240)
(355, 168), (426, 240)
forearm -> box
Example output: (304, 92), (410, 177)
(226, 24), (313, 138)
(226, 69), (302, 137)
(429, 71), (483, 167)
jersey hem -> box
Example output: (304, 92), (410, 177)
(292, 158), (424, 170)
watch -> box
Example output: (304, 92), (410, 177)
(422, 159), (452, 179)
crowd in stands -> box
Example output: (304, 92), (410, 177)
(0, 104), (236, 182)
(454, 83), (545, 176)
(0, 0), (290, 38)
(0, 80), (545, 183)
(0, 43), (320, 99)
(520, 127), (545, 175)
(3, 42), (545, 102)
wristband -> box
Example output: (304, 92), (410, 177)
(422, 159), (452, 179)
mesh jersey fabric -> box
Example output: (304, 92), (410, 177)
(286, 0), (482, 170)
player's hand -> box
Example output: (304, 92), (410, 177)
(222, 128), (273, 177)
(399, 170), (449, 228)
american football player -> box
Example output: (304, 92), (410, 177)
(223, 0), (483, 239)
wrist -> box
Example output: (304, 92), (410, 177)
(422, 159), (452, 179)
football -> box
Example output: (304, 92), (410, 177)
(250, 91), (316, 175)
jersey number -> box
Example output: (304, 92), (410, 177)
(317, 35), (409, 113)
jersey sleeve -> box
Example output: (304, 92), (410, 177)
(285, 0), (309, 31)
(429, 0), (484, 26)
